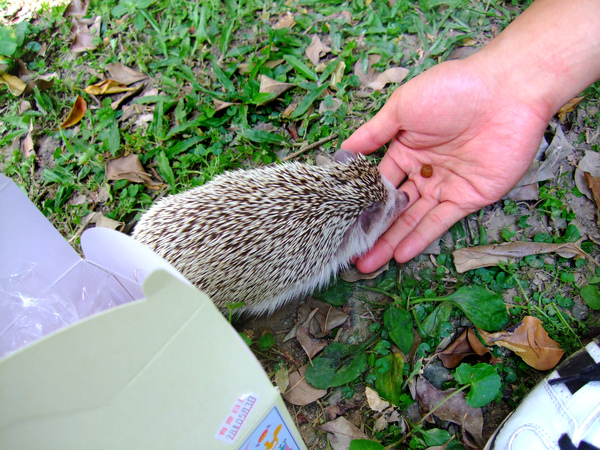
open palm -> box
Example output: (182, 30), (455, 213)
(343, 59), (552, 271)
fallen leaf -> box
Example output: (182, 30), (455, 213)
(478, 316), (563, 370)
(558, 96), (584, 123)
(264, 59), (285, 69)
(306, 298), (349, 336)
(341, 262), (389, 282)
(21, 120), (34, 158)
(416, 377), (484, 448)
(365, 386), (390, 413)
(575, 151), (600, 201)
(516, 122), (573, 187)
(110, 84), (144, 110)
(0, 72), (27, 96)
(213, 98), (236, 112)
(320, 416), (370, 450)
(438, 329), (474, 368)
(282, 365), (327, 405)
(354, 54), (381, 86)
(453, 241), (596, 273)
(274, 365), (289, 394)
(105, 62), (148, 85)
(64, 0), (89, 18)
(367, 67), (409, 91)
(84, 79), (136, 95)
(106, 154), (163, 189)
(297, 308), (328, 359)
(59, 96), (87, 129)
(83, 212), (123, 231)
(70, 31), (96, 53)
(584, 172), (600, 211)
(505, 182), (539, 201)
(258, 74), (295, 104)
(306, 34), (331, 65)
(274, 11), (295, 29)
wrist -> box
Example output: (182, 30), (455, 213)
(468, 0), (600, 121)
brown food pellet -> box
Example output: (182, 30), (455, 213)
(421, 164), (433, 178)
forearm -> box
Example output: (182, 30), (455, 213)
(470, 0), (600, 120)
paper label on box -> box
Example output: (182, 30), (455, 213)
(215, 393), (260, 443)
(237, 406), (303, 450)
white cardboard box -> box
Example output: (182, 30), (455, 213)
(0, 173), (306, 449)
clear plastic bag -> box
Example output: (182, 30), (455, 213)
(0, 263), (125, 359)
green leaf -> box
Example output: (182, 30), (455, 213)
(258, 332), (275, 351)
(421, 302), (453, 337)
(0, 27), (18, 56)
(383, 307), (413, 354)
(157, 151), (175, 186)
(305, 342), (368, 389)
(374, 353), (404, 405)
(420, 428), (452, 446)
(349, 440), (385, 450)
(581, 285), (600, 310)
(291, 83), (329, 119)
(210, 57), (235, 92)
(319, 280), (352, 306)
(455, 363), (501, 408)
(444, 286), (508, 331)
(219, 20), (236, 55)
(283, 54), (318, 81)
(240, 130), (288, 145)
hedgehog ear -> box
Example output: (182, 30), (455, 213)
(333, 149), (359, 165)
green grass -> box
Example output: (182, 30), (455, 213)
(1, 0), (599, 448)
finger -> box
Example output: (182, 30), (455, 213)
(341, 91), (402, 154)
(378, 151), (407, 187)
(393, 202), (472, 263)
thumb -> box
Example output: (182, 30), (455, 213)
(341, 89), (404, 154)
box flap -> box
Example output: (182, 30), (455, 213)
(0, 270), (280, 449)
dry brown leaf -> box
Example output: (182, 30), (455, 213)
(84, 79), (136, 96)
(558, 96), (584, 123)
(110, 84), (144, 110)
(106, 154), (163, 189)
(297, 308), (328, 359)
(274, 365), (289, 394)
(64, 0), (89, 18)
(585, 172), (600, 211)
(305, 298), (349, 336)
(70, 31), (96, 53)
(478, 316), (563, 370)
(258, 74), (295, 105)
(59, 96), (87, 129)
(354, 54), (381, 86)
(365, 386), (390, 413)
(306, 34), (331, 65)
(21, 121), (34, 158)
(283, 365), (327, 405)
(438, 329), (474, 368)
(341, 262), (389, 282)
(367, 67), (409, 90)
(274, 11), (295, 29)
(453, 241), (595, 273)
(416, 377), (484, 447)
(0, 73), (27, 96)
(263, 59), (284, 69)
(213, 98), (236, 112)
(320, 416), (371, 450)
(105, 63), (148, 85)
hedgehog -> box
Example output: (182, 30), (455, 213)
(132, 150), (409, 316)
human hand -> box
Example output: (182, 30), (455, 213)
(342, 58), (551, 272)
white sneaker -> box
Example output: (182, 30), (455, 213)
(485, 339), (600, 450)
